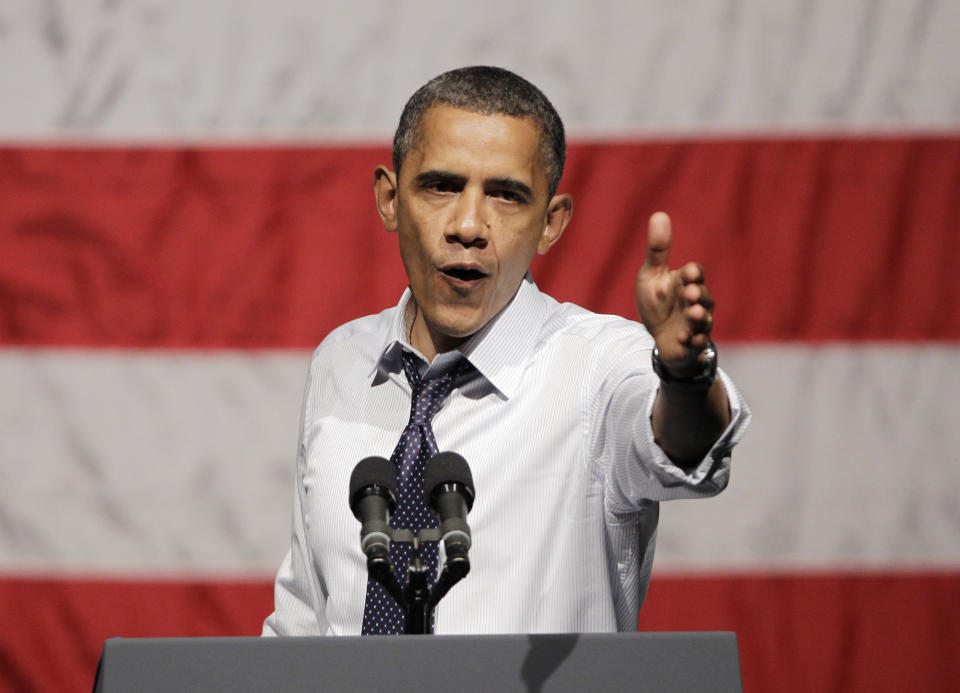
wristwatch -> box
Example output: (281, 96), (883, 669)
(651, 340), (718, 388)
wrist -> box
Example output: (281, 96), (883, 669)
(652, 340), (718, 389)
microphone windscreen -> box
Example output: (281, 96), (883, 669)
(349, 456), (397, 507)
(424, 451), (475, 508)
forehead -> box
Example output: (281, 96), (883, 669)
(404, 105), (547, 189)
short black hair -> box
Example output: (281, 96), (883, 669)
(392, 66), (566, 197)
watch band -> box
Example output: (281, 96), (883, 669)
(651, 340), (718, 388)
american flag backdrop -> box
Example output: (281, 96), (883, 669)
(1, 2), (959, 691)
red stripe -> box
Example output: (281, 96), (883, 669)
(0, 577), (274, 693)
(2, 137), (958, 348)
(640, 572), (960, 693)
(1, 572), (957, 692)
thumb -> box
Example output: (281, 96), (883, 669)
(644, 211), (672, 269)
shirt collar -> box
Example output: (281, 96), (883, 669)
(372, 273), (547, 399)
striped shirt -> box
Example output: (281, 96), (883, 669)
(263, 274), (750, 635)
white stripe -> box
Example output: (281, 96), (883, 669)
(1, 0), (957, 140)
(2, 345), (958, 576)
(658, 344), (960, 571)
(0, 348), (306, 576)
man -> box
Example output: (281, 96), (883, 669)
(263, 66), (749, 635)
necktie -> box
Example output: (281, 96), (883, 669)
(361, 351), (462, 634)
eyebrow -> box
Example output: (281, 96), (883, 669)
(487, 177), (533, 201)
(413, 170), (465, 187)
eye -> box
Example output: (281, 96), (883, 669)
(420, 177), (462, 194)
(491, 189), (525, 203)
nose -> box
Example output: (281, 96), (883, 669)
(446, 188), (488, 248)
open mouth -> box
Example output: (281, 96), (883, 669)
(440, 266), (488, 282)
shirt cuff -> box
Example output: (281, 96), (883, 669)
(639, 367), (751, 493)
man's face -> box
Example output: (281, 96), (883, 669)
(375, 104), (571, 358)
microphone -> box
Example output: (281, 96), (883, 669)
(424, 451), (476, 563)
(349, 456), (397, 561)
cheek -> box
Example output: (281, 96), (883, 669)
(398, 223), (430, 259)
(399, 211), (441, 257)
(396, 234), (425, 282)
(500, 230), (542, 269)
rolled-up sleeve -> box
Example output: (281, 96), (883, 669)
(593, 337), (751, 512)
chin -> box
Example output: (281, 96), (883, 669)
(431, 307), (487, 341)
(437, 319), (483, 341)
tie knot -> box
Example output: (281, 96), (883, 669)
(402, 352), (461, 425)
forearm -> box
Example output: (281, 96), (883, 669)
(651, 378), (731, 469)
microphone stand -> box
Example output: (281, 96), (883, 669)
(405, 538), (431, 634)
(353, 452), (475, 635)
(367, 528), (469, 634)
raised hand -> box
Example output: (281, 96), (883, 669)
(635, 212), (715, 379)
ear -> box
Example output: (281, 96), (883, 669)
(537, 193), (573, 254)
(373, 165), (399, 232)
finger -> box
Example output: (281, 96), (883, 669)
(687, 332), (712, 350)
(644, 211), (672, 269)
(680, 261), (705, 285)
(682, 282), (715, 310)
(685, 303), (714, 334)
(676, 329), (712, 349)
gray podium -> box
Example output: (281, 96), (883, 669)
(93, 632), (742, 692)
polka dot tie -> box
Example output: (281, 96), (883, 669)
(361, 352), (463, 635)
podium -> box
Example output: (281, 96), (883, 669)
(93, 632), (742, 692)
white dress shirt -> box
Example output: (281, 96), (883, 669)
(263, 274), (750, 635)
